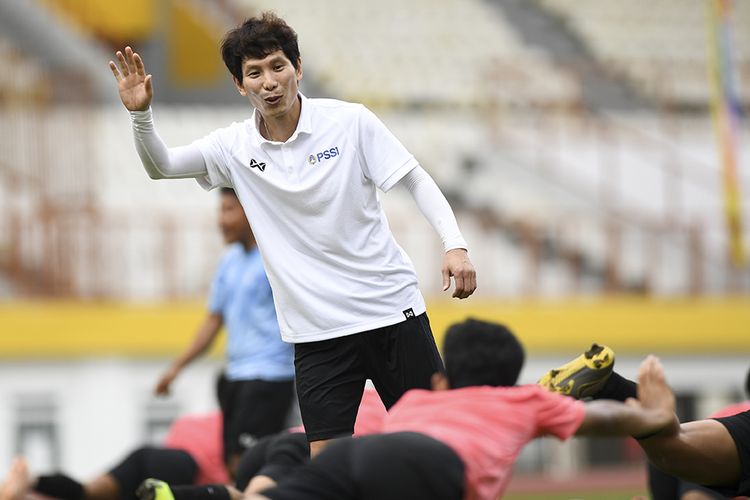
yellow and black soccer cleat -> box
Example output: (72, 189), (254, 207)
(538, 344), (615, 400)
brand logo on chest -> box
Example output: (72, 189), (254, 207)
(307, 147), (340, 166)
(249, 158), (266, 172)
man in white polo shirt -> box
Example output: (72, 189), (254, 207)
(109, 11), (477, 456)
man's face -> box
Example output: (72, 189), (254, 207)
(234, 50), (302, 120)
(219, 194), (252, 245)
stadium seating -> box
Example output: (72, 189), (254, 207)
(539, 0), (750, 106)
(232, 0), (580, 108)
(0, 37), (45, 102)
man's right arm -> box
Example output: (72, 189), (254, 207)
(130, 108), (208, 179)
(110, 46), (208, 180)
(575, 399), (675, 438)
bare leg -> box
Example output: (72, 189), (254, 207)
(82, 474), (120, 500)
(225, 453), (241, 481)
(244, 476), (277, 495)
(0, 458), (31, 500)
(636, 356), (741, 488)
(309, 439), (329, 458)
(225, 486), (244, 500)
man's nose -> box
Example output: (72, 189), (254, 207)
(263, 73), (278, 90)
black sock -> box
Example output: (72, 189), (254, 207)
(594, 372), (637, 401)
(35, 474), (85, 500)
(170, 485), (231, 500)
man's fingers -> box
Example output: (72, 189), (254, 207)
(116, 50), (130, 76)
(441, 268), (450, 292)
(465, 270), (477, 297)
(125, 46), (136, 70)
(452, 273), (465, 298)
(108, 61), (122, 81)
(451, 268), (476, 299)
(134, 52), (146, 76)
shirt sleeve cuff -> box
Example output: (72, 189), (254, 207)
(379, 157), (419, 192)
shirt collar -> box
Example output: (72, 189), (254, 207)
(251, 92), (312, 146)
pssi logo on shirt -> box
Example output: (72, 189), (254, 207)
(307, 146), (340, 166)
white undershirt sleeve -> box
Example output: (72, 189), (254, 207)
(397, 166), (468, 252)
(130, 108), (208, 179)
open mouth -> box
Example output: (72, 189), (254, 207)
(264, 95), (282, 105)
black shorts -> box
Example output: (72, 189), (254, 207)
(109, 446), (197, 500)
(647, 463), (728, 500)
(293, 313), (444, 441)
(234, 432), (310, 490)
(713, 410), (750, 496)
(262, 432), (465, 500)
(217, 375), (296, 461)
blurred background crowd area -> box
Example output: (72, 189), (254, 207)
(0, 0), (749, 496)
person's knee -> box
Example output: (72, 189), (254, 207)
(244, 476), (277, 495)
(121, 446), (153, 477)
(309, 440), (328, 458)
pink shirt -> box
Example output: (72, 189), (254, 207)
(352, 388), (388, 436)
(710, 401), (750, 419)
(163, 413), (230, 485)
(381, 385), (586, 500)
(288, 388), (387, 436)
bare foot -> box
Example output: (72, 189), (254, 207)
(634, 356), (679, 436)
(0, 458), (31, 500)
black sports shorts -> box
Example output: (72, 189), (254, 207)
(234, 432), (310, 490)
(262, 432), (465, 500)
(217, 375), (295, 461)
(293, 313), (444, 441)
(109, 446), (197, 500)
(713, 409), (750, 496)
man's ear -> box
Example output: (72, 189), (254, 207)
(431, 372), (450, 391)
(296, 58), (303, 82)
(233, 76), (246, 96)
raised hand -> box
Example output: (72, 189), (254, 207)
(109, 46), (153, 111)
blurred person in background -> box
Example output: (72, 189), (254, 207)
(0, 412), (227, 500)
(140, 388), (387, 499)
(109, 11), (476, 458)
(154, 187), (295, 478)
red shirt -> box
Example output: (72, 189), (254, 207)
(381, 385), (585, 500)
(163, 413), (230, 485)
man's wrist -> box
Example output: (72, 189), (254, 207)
(445, 245), (468, 254)
(129, 107), (153, 123)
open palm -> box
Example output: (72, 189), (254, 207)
(109, 46), (153, 111)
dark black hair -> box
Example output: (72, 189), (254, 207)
(745, 366), (750, 399)
(221, 12), (300, 82)
(442, 318), (525, 389)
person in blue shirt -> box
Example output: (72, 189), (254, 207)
(154, 187), (295, 479)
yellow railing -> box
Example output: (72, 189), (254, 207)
(1, 297), (749, 358)
(39, 0), (156, 41)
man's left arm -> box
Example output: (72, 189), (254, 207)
(397, 166), (477, 299)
